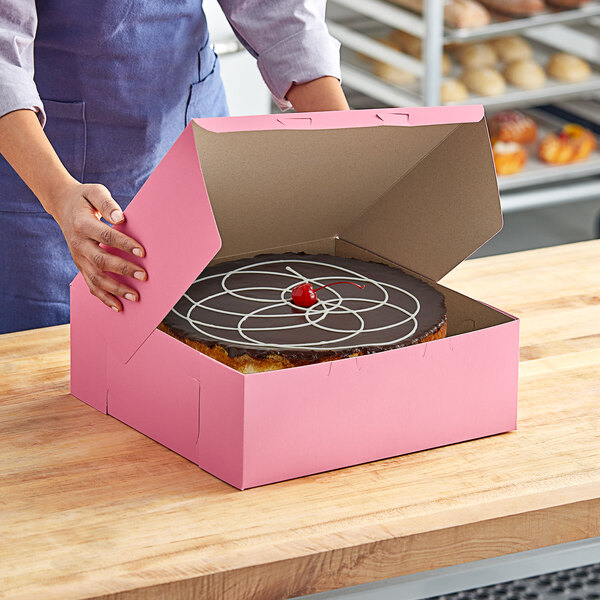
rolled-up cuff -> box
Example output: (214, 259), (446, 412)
(257, 27), (342, 111)
(0, 64), (45, 127)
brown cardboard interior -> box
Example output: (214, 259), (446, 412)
(192, 118), (501, 282)
(334, 239), (514, 337)
(208, 237), (337, 265)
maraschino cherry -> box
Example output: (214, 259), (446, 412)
(291, 280), (365, 308)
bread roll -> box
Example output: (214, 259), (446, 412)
(503, 59), (546, 89)
(454, 43), (498, 68)
(386, 0), (491, 28)
(476, 0), (545, 15)
(546, 0), (590, 7)
(491, 36), (533, 63)
(461, 67), (506, 96)
(388, 30), (453, 75)
(443, 0), (491, 28)
(389, 30), (421, 57)
(441, 78), (469, 103)
(373, 61), (417, 85)
(546, 53), (591, 83)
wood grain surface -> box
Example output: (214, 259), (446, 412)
(1, 240), (599, 600)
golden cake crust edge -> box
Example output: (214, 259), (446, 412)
(158, 320), (448, 374)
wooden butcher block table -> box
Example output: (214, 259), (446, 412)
(1, 240), (599, 600)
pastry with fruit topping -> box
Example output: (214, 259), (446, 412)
(539, 124), (597, 164)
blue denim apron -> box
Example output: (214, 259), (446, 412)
(0, 0), (228, 333)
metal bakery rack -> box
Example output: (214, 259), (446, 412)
(326, 0), (600, 213)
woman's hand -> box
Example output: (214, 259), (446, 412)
(50, 180), (147, 312)
(0, 109), (146, 312)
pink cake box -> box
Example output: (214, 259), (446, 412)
(70, 105), (519, 490)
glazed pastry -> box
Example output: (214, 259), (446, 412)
(388, 30), (453, 75)
(491, 36), (533, 63)
(454, 43), (498, 68)
(441, 78), (469, 102)
(546, 53), (591, 83)
(492, 139), (528, 175)
(503, 59), (546, 89)
(461, 67), (506, 96)
(539, 124), (597, 164)
(386, 0), (491, 28)
(476, 0), (545, 15)
(488, 111), (538, 144)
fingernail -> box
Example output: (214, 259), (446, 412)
(134, 271), (146, 281)
(111, 209), (123, 223)
(124, 293), (137, 302)
(132, 248), (143, 257)
(112, 306), (119, 312)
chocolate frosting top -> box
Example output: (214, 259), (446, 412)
(161, 253), (446, 361)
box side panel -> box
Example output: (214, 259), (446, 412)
(194, 351), (246, 489)
(241, 319), (519, 489)
(106, 330), (246, 487)
(108, 330), (244, 487)
(106, 330), (201, 462)
(69, 280), (108, 414)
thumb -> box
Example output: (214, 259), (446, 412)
(84, 184), (125, 225)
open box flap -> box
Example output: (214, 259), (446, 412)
(190, 105), (500, 280)
(72, 106), (498, 363)
(71, 124), (222, 364)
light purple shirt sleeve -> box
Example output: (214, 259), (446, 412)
(216, 0), (342, 110)
(0, 0), (45, 125)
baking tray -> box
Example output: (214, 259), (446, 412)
(337, 25), (600, 110)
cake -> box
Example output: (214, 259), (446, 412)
(159, 253), (447, 373)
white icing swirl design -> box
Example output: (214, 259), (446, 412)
(170, 258), (421, 352)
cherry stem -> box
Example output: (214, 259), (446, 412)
(313, 281), (366, 292)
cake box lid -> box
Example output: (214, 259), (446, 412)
(70, 105), (501, 364)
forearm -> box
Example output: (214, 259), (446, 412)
(0, 108), (75, 216)
(286, 76), (349, 112)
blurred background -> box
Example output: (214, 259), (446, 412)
(205, 0), (600, 260)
